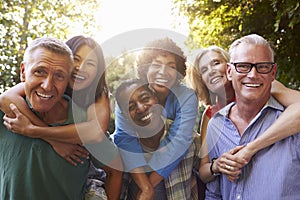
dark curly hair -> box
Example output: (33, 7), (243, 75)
(136, 37), (187, 83)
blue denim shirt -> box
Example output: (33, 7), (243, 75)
(114, 83), (198, 178)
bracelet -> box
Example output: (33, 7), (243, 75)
(210, 158), (220, 176)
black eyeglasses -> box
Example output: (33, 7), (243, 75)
(230, 62), (275, 74)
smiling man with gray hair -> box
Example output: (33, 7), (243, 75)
(0, 37), (89, 200)
(205, 34), (300, 200)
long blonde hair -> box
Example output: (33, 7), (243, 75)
(188, 45), (230, 105)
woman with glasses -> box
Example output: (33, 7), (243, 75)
(187, 44), (300, 184)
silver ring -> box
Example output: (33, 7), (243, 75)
(225, 165), (232, 171)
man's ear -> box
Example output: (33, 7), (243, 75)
(271, 63), (277, 81)
(20, 62), (26, 82)
(226, 63), (233, 81)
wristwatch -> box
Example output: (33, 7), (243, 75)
(210, 158), (221, 176)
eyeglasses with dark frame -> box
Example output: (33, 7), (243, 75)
(230, 62), (275, 74)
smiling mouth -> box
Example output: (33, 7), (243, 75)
(141, 112), (153, 121)
(156, 78), (168, 83)
(243, 83), (262, 88)
(153, 78), (170, 87)
(36, 91), (53, 99)
(210, 76), (223, 84)
(72, 74), (86, 81)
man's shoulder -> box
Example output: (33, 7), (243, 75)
(64, 95), (87, 125)
(0, 110), (4, 119)
(206, 104), (233, 135)
(0, 110), (7, 132)
(266, 95), (285, 112)
(211, 102), (235, 120)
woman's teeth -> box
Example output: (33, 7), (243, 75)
(141, 112), (153, 121)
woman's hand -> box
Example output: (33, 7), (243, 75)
(3, 103), (35, 136)
(4, 103), (90, 166)
(137, 187), (154, 200)
(212, 146), (248, 182)
(48, 140), (89, 166)
(231, 144), (255, 166)
(130, 168), (154, 200)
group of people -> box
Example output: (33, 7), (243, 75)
(0, 33), (300, 200)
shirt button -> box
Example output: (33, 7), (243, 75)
(237, 194), (241, 200)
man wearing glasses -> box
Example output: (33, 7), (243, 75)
(205, 34), (300, 199)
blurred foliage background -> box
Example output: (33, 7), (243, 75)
(1, 0), (299, 133)
(174, 0), (300, 89)
(0, 0), (100, 92)
(0, 0), (299, 92)
(1, 0), (299, 93)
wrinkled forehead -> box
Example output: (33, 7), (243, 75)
(27, 47), (73, 73)
(230, 43), (273, 62)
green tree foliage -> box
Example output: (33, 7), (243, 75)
(0, 0), (100, 92)
(174, 0), (300, 88)
(106, 52), (137, 94)
(105, 51), (138, 133)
